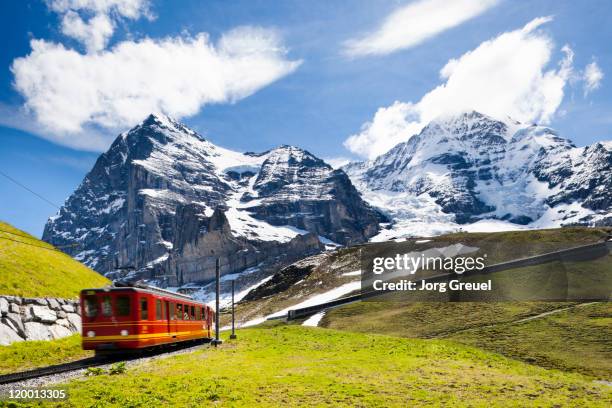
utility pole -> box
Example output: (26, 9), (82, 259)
(213, 257), (222, 346)
(230, 279), (237, 340)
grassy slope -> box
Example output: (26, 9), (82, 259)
(233, 227), (611, 324)
(0, 221), (109, 298)
(0, 334), (92, 375)
(446, 302), (612, 379)
(13, 325), (610, 407)
(322, 301), (612, 379)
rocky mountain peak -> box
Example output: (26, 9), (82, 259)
(43, 115), (384, 285)
(343, 111), (612, 239)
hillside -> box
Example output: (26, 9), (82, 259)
(221, 227), (611, 379)
(321, 302), (612, 379)
(0, 221), (109, 298)
(227, 227), (611, 325)
(31, 325), (612, 407)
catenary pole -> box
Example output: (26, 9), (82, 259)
(230, 279), (237, 339)
(214, 257), (222, 346)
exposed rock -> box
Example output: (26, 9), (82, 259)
(43, 114), (382, 286)
(0, 297), (80, 345)
(0, 323), (23, 345)
(61, 304), (75, 313)
(29, 305), (57, 324)
(47, 298), (60, 309)
(344, 111), (612, 235)
(56, 318), (70, 328)
(243, 254), (327, 301)
(24, 298), (47, 306)
(24, 322), (53, 341)
(3, 314), (25, 338)
(0, 297), (8, 316)
(49, 324), (73, 339)
(66, 313), (81, 332)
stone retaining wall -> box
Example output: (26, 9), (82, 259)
(0, 296), (81, 345)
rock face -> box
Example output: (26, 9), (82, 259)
(344, 111), (612, 239)
(0, 296), (81, 345)
(43, 114), (383, 285)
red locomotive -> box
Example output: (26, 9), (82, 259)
(80, 284), (214, 352)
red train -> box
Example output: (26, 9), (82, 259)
(80, 284), (214, 352)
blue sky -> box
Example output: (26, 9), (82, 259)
(0, 0), (610, 236)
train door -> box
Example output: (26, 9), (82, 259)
(167, 301), (178, 338)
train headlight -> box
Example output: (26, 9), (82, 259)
(120, 330), (129, 336)
(87, 331), (95, 338)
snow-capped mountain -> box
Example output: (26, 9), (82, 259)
(343, 111), (612, 240)
(43, 114), (384, 284)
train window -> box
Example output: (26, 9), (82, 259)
(201, 307), (206, 320)
(169, 302), (175, 320)
(84, 296), (98, 317)
(183, 304), (189, 320)
(140, 297), (148, 320)
(190, 305), (195, 320)
(116, 296), (130, 316)
(101, 296), (112, 317)
(156, 300), (162, 320)
(195, 307), (200, 320)
(176, 304), (182, 320)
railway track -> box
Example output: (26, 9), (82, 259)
(0, 357), (112, 385)
(0, 340), (210, 385)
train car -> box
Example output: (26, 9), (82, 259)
(80, 284), (214, 352)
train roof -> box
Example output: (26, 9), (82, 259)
(81, 283), (205, 304)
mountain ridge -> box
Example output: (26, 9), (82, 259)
(43, 113), (384, 285)
(343, 111), (612, 240)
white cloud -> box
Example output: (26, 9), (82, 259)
(10, 27), (301, 149)
(345, 17), (583, 159)
(344, 102), (423, 159)
(323, 157), (353, 169)
(47, 0), (153, 52)
(343, 0), (499, 57)
(583, 61), (603, 96)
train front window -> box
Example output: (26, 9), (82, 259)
(84, 296), (98, 318)
(116, 296), (130, 316)
(140, 298), (148, 320)
(101, 296), (112, 317)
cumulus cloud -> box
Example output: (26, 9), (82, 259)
(344, 102), (423, 159)
(10, 26), (301, 149)
(345, 17), (584, 159)
(47, 0), (153, 52)
(343, 0), (499, 57)
(583, 61), (603, 96)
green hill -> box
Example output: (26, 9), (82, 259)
(0, 221), (109, 298)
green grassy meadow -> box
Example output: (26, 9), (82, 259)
(2, 324), (610, 407)
(322, 301), (612, 379)
(0, 334), (92, 375)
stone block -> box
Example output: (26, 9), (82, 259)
(24, 322), (53, 341)
(29, 305), (57, 324)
